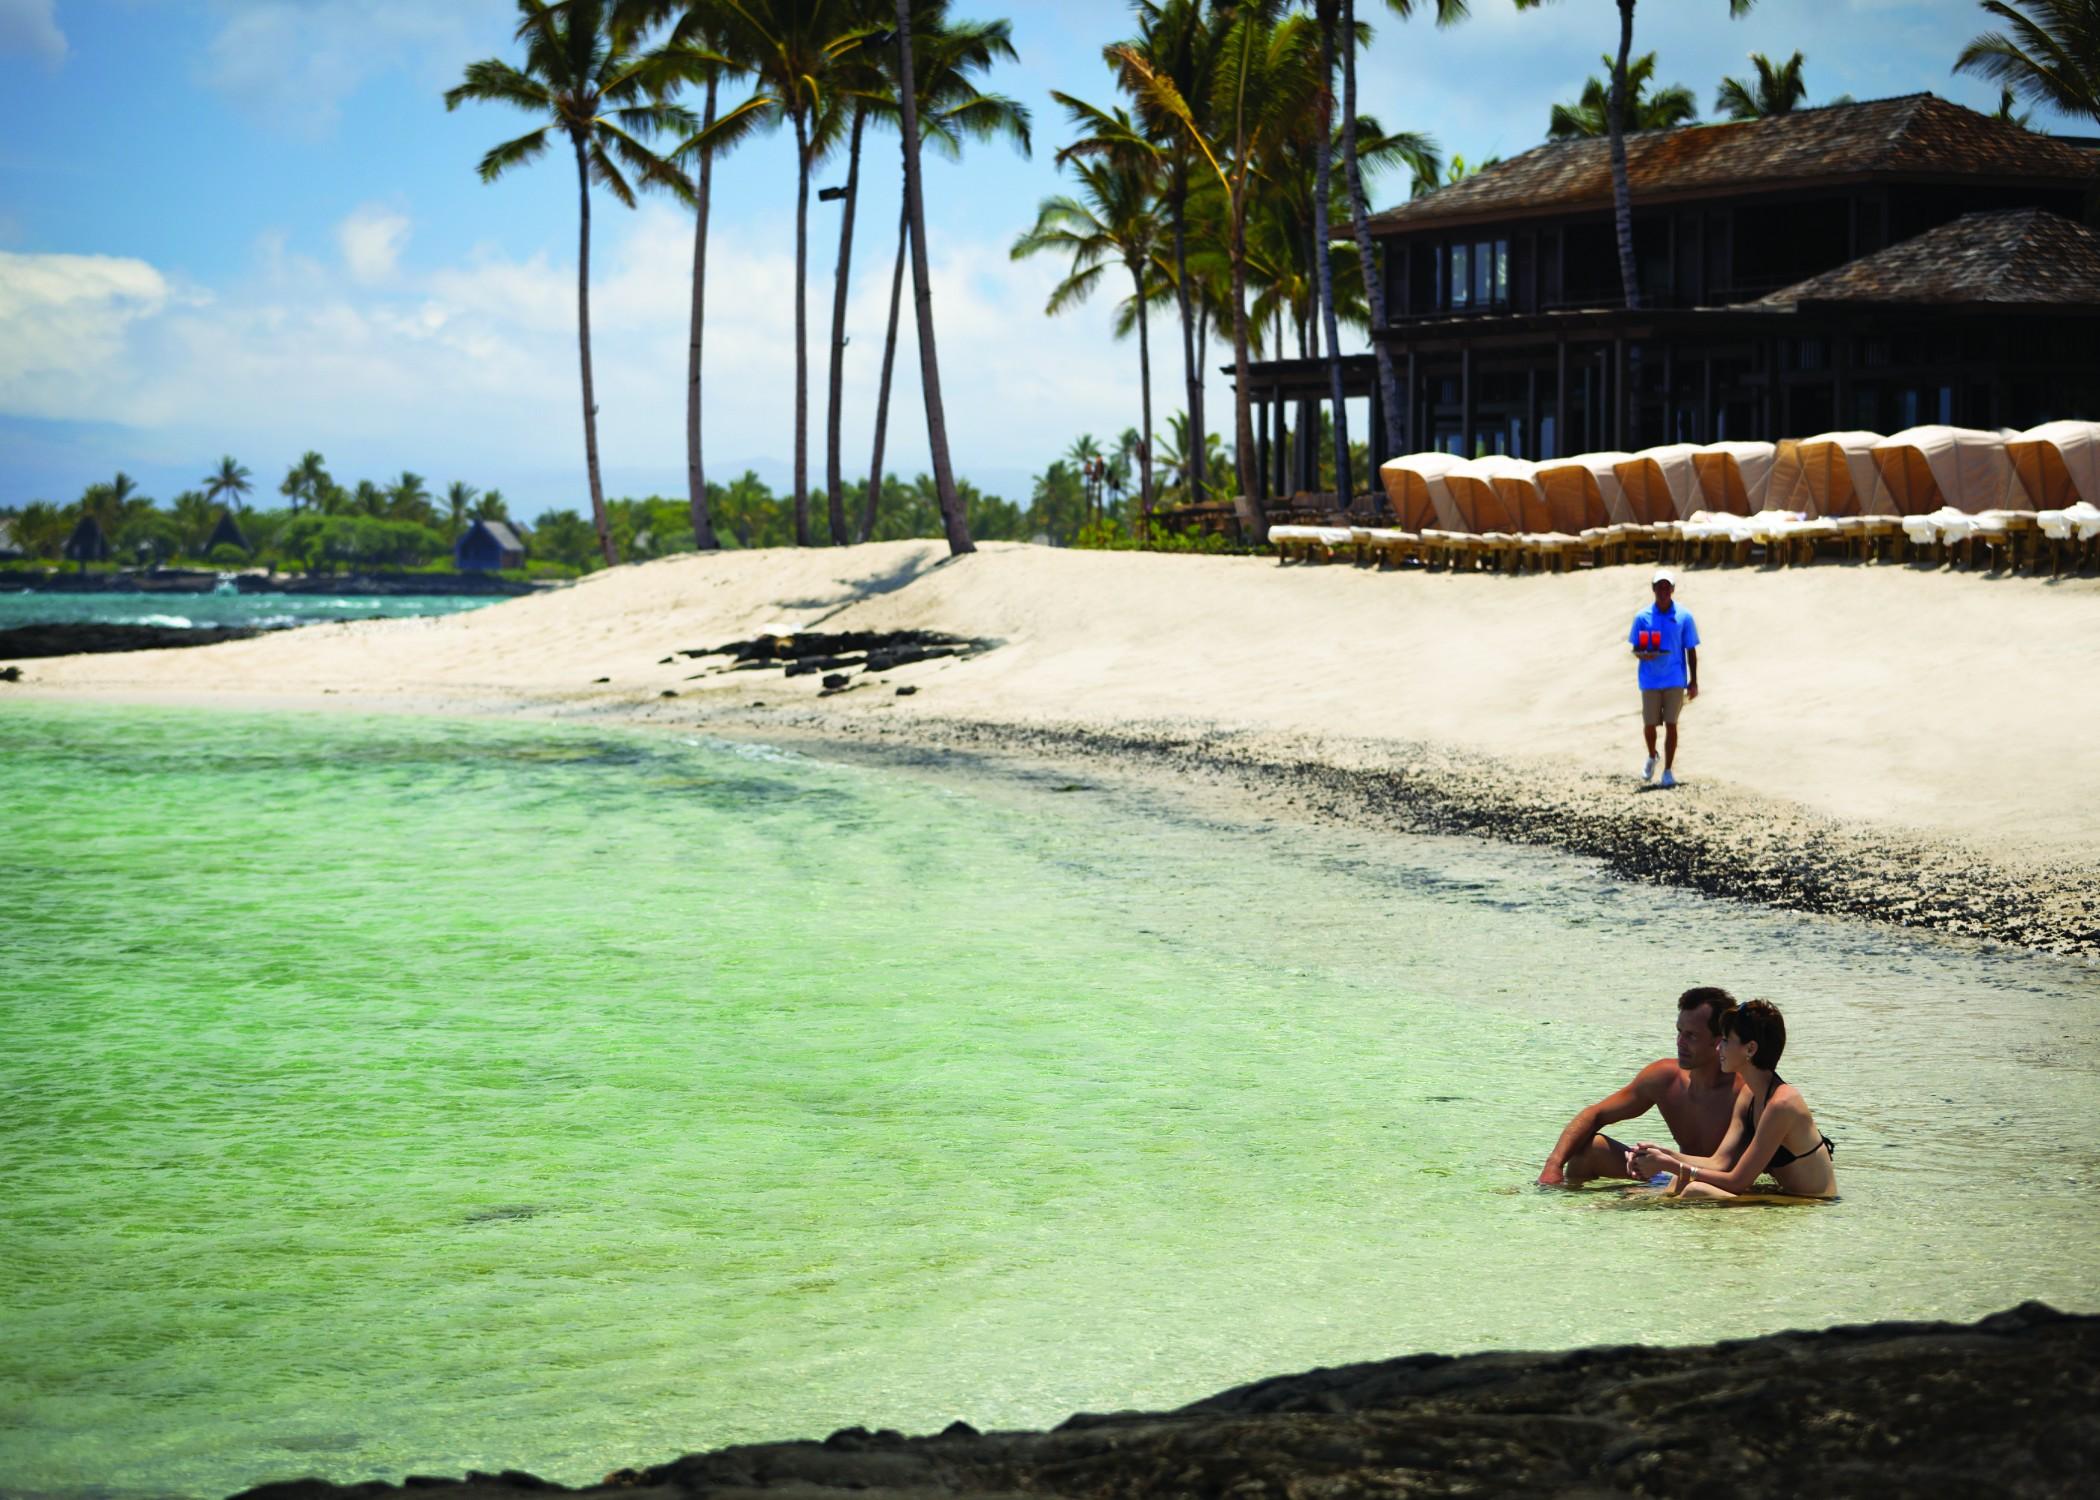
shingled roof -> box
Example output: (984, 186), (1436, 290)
(1372, 93), (2098, 232)
(1756, 208), (2100, 308)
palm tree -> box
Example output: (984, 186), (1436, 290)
(1344, 1), (1461, 464)
(1715, 50), (1806, 119)
(204, 455), (253, 512)
(387, 471), (434, 525)
(1413, 152), (1497, 194)
(1518, 1), (1754, 311)
(1081, 0), (1223, 517)
(474, 487), (512, 522)
(892, 0), (976, 555)
(1115, 6), (1319, 540)
(446, 0), (695, 568)
(279, 450), (329, 514)
(170, 491), (216, 555)
(1548, 52), (1698, 138)
(706, 0), (880, 547)
(445, 480), (480, 533)
(353, 480), (388, 518)
(616, 1), (775, 553)
(1013, 138), (1165, 534)
(1955, 1), (2100, 127)
(862, 9), (1028, 544)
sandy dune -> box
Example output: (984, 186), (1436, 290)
(12, 541), (2100, 865)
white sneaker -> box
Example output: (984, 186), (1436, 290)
(1642, 754), (1658, 782)
(1660, 769), (1677, 789)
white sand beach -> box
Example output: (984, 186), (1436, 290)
(11, 544), (2100, 957)
(15, 544), (2099, 862)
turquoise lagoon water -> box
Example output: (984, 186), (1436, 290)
(1, 703), (2096, 1498)
(0, 591), (502, 632)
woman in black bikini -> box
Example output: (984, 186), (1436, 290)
(1632, 999), (1837, 1200)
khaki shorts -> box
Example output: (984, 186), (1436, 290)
(1642, 687), (1686, 726)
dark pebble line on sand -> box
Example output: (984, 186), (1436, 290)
(712, 711), (2099, 961)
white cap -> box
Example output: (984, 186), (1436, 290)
(1652, 568), (1677, 586)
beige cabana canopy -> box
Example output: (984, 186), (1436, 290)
(1379, 452), (1466, 531)
(1445, 455), (1535, 533)
(1612, 444), (1702, 522)
(1870, 426), (2023, 515)
(1535, 451), (1634, 529)
(1766, 431), (1886, 515)
(1690, 441), (1777, 515)
(2006, 420), (2100, 509)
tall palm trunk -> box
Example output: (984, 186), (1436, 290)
(1170, 171), (1205, 509)
(1229, 187), (1266, 541)
(1342, 0), (1404, 459)
(1133, 259), (1153, 539)
(1313, 0), (1351, 503)
(1609, 0), (1640, 309)
(861, 201), (908, 544)
(792, 111), (813, 546)
(893, 1), (974, 557)
(573, 134), (618, 567)
(826, 105), (867, 546)
(687, 73), (721, 550)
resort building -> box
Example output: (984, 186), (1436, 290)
(205, 511), (250, 556)
(1240, 93), (2100, 497)
(455, 518), (527, 572)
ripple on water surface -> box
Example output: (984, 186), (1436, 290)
(0, 703), (2095, 1498)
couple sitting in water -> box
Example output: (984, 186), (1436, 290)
(1538, 987), (1837, 1200)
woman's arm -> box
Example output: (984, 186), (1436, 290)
(1664, 1094), (1805, 1195)
(1633, 1092), (1750, 1176)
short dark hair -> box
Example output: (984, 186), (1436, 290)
(1724, 999), (1787, 1070)
(1678, 986), (1736, 1036)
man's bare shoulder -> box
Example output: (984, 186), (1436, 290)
(1629, 1058), (1686, 1100)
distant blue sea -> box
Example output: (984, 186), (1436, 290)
(0, 589), (503, 631)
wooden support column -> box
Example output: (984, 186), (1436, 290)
(1272, 385), (1287, 497)
(1662, 343), (1675, 443)
(1460, 345), (1475, 460)
(1405, 349), (1418, 453)
(1254, 396), (1269, 504)
(1368, 378), (1387, 475)
(1296, 396), (1316, 494)
(1612, 338), (1627, 452)
(1834, 327), (1851, 430)
(1525, 367), (1540, 462)
(1555, 338), (1569, 462)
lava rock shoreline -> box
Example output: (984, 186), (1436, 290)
(232, 1302), (2097, 1499)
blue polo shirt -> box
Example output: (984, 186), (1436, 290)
(1630, 602), (1699, 691)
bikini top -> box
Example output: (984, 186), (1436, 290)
(1755, 1073), (1835, 1170)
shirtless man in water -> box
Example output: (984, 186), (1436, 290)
(1537, 986), (1743, 1186)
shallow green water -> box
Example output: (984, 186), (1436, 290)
(2, 704), (2095, 1499)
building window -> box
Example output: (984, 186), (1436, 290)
(1450, 242), (1470, 308)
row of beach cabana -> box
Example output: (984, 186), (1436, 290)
(1269, 421), (2100, 575)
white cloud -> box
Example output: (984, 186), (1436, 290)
(0, 252), (186, 419)
(0, 0), (65, 66)
(200, 0), (509, 137)
(337, 204), (410, 283)
(0, 199), (1225, 508)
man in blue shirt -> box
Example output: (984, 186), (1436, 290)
(1629, 569), (1700, 788)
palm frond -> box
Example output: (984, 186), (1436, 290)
(478, 125), (554, 182)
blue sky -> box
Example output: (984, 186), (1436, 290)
(0, 0), (2063, 516)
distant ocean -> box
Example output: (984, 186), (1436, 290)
(0, 590), (504, 632)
